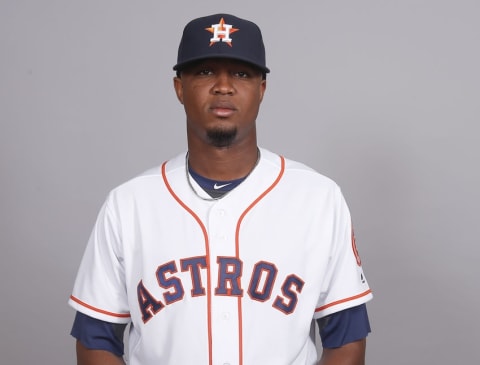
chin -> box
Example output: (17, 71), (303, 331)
(206, 127), (237, 148)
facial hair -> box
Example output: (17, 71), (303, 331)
(206, 126), (237, 148)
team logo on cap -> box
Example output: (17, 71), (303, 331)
(205, 17), (239, 47)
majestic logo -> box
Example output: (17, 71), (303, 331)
(205, 17), (239, 47)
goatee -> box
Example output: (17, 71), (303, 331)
(206, 127), (237, 148)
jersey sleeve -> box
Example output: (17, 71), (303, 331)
(71, 311), (127, 356)
(68, 194), (131, 324)
(317, 304), (371, 348)
(314, 185), (372, 319)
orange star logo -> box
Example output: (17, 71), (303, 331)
(205, 17), (239, 47)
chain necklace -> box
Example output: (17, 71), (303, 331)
(185, 148), (261, 201)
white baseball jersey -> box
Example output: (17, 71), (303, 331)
(69, 148), (372, 365)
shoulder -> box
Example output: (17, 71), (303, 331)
(259, 147), (341, 193)
(104, 152), (186, 205)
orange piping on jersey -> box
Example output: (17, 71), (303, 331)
(235, 155), (286, 365)
(161, 162), (213, 365)
(70, 295), (131, 318)
(314, 289), (372, 313)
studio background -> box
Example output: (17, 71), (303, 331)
(1, 1), (479, 364)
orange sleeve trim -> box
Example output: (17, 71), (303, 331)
(70, 295), (131, 318)
(315, 289), (372, 313)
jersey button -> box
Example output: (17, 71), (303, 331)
(222, 312), (230, 320)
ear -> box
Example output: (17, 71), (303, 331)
(259, 79), (267, 103)
(173, 77), (184, 104)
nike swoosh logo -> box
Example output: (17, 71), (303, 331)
(214, 182), (232, 190)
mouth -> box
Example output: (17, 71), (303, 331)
(209, 101), (237, 118)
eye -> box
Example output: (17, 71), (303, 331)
(197, 68), (214, 76)
(235, 71), (249, 78)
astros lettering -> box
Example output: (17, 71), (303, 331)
(137, 255), (305, 323)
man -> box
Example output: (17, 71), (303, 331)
(69, 13), (373, 365)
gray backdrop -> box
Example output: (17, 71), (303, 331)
(1, 1), (479, 364)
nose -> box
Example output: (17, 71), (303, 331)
(212, 72), (235, 95)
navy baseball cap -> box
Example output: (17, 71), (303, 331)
(173, 14), (270, 73)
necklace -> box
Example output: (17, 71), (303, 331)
(185, 149), (261, 201)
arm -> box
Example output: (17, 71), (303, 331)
(318, 338), (366, 365)
(76, 340), (125, 365)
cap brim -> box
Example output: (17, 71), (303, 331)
(173, 55), (270, 73)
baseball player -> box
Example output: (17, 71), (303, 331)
(69, 13), (373, 365)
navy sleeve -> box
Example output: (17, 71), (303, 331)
(316, 304), (371, 348)
(71, 311), (128, 356)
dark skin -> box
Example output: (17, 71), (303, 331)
(76, 341), (125, 365)
(319, 339), (366, 365)
(75, 58), (367, 365)
(173, 58), (266, 180)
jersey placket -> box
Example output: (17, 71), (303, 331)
(206, 202), (242, 365)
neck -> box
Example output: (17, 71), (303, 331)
(187, 146), (260, 181)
